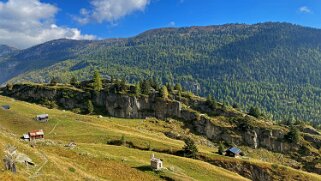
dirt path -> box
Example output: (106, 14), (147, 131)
(48, 120), (59, 135)
(29, 150), (48, 179)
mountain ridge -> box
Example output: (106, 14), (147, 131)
(2, 22), (321, 123)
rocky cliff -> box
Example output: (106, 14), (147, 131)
(2, 83), (306, 155)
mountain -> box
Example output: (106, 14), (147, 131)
(2, 22), (321, 123)
(0, 44), (18, 57)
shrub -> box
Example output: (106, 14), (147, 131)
(71, 108), (82, 114)
(42, 99), (57, 109)
(50, 77), (61, 86)
(120, 135), (126, 145)
(68, 167), (76, 172)
(70, 76), (79, 86)
(147, 141), (152, 151)
(232, 103), (239, 109)
(237, 117), (253, 132)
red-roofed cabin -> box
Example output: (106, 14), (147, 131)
(29, 129), (44, 140)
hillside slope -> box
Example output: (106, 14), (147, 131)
(1, 95), (321, 180)
(0, 95), (252, 181)
(2, 22), (321, 122)
(2, 82), (321, 179)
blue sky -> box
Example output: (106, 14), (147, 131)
(0, 0), (320, 48)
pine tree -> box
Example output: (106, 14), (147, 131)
(120, 78), (127, 92)
(284, 126), (300, 143)
(248, 106), (261, 118)
(183, 137), (198, 158)
(70, 76), (79, 86)
(141, 79), (151, 95)
(218, 141), (225, 155)
(50, 77), (60, 86)
(87, 100), (94, 114)
(93, 70), (102, 91)
(206, 94), (216, 109)
(135, 83), (141, 96)
(174, 83), (183, 92)
(160, 85), (169, 99)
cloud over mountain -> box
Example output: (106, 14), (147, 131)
(75, 0), (150, 24)
(0, 0), (95, 49)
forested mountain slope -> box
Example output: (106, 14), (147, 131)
(1, 22), (321, 123)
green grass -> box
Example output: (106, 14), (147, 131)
(1, 95), (321, 180)
(0, 96), (250, 180)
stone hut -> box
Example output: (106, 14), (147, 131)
(150, 154), (163, 170)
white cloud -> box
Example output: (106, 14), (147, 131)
(0, 0), (96, 49)
(299, 6), (312, 14)
(168, 21), (176, 27)
(76, 0), (150, 24)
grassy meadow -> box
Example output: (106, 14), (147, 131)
(0, 95), (320, 180)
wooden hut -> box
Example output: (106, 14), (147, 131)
(225, 147), (242, 157)
(28, 129), (44, 140)
(36, 114), (49, 122)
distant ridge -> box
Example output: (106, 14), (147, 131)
(0, 44), (19, 57)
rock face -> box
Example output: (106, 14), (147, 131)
(103, 93), (181, 119)
(191, 114), (298, 153)
(3, 84), (298, 153)
(5, 84), (90, 110)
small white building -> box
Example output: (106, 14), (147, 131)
(36, 114), (49, 122)
(22, 134), (30, 141)
(150, 154), (163, 170)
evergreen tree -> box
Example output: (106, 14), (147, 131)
(135, 83), (141, 96)
(166, 83), (173, 92)
(248, 106), (261, 118)
(141, 79), (151, 95)
(183, 137), (198, 158)
(93, 70), (103, 91)
(206, 94), (216, 109)
(284, 126), (300, 143)
(70, 76), (79, 86)
(50, 77), (60, 86)
(120, 78), (127, 92)
(87, 100), (94, 114)
(218, 141), (225, 155)
(174, 83), (183, 92)
(160, 85), (169, 99)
